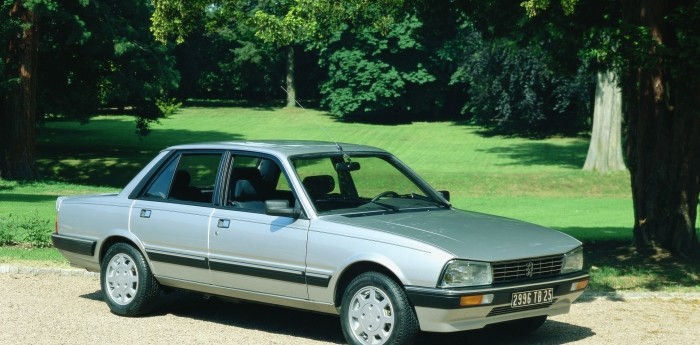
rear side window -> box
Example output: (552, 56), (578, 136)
(143, 153), (222, 204)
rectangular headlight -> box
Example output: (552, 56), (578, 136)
(561, 247), (584, 274)
(439, 260), (492, 288)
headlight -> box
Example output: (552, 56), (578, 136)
(439, 260), (492, 288)
(561, 247), (584, 274)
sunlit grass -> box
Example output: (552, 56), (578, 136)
(3, 106), (697, 291)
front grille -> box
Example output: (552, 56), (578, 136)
(492, 256), (563, 283)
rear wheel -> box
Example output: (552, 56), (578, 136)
(340, 272), (419, 345)
(100, 243), (160, 316)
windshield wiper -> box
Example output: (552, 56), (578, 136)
(367, 200), (400, 212)
(399, 193), (450, 208)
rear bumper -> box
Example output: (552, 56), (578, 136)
(51, 234), (101, 272)
(52, 234), (96, 256)
(405, 272), (589, 332)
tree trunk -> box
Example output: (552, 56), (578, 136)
(0, 1), (39, 180)
(285, 45), (296, 108)
(622, 0), (700, 257)
(583, 70), (626, 173)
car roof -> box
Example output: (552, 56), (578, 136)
(164, 140), (387, 158)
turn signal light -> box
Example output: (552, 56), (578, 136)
(570, 278), (589, 292)
(459, 294), (494, 307)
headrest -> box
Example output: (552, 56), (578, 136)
(232, 167), (261, 182)
(173, 170), (191, 186)
(302, 175), (335, 197)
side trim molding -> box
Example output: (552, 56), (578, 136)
(145, 250), (333, 287)
(146, 250), (209, 270)
(51, 234), (96, 256)
(209, 260), (306, 284)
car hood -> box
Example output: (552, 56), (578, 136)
(323, 209), (581, 262)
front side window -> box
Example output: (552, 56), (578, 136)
(225, 155), (298, 212)
(292, 154), (445, 215)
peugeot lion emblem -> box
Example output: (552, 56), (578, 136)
(525, 262), (534, 277)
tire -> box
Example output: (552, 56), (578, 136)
(100, 243), (160, 316)
(340, 272), (419, 345)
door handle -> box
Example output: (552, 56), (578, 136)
(217, 219), (230, 228)
(140, 209), (152, 218)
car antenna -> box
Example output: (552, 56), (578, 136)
(280, 86), (344, 153)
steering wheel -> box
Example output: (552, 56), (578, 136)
(371, 190), (399, 202)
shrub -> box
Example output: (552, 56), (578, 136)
(21, 213), (52, 248)
(0, 212), (51, 248)
(444, 21), (592, 136)
(0, 220), (18, 246)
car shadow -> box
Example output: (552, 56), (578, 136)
(81, 289), (595, 344)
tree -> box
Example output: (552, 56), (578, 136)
(151, 0), (405, 107)
(319, 14), (435, 119)
(152, 0), (306, 107)
(583, 71), (626, 172)
(524, 0), (700, 257)
(37, 0), (180, 135)
(0, 1), (45, 180)
(621, 1), (700, 257)
(1, 0), (180, 180)
(441, 2), (592, 136)
(171, 16), (285, 101)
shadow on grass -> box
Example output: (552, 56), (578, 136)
(183, 99), (285, 110)
(37, 123), (243, 187)
(575, 238), (700, 292)
(478, 141), (589, 169)
(0, 194), (58, 203)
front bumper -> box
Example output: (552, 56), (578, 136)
(405, 272), (589, 332)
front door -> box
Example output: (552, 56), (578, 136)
(208, 154), (309, 299)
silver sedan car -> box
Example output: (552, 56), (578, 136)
(52, 141), (589, 345)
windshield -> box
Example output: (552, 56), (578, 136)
(292, 154), (446, 215)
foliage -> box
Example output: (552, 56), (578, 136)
(37, 0), (180, 125)
(0, 213), (50, 248)
(319, 15), (435, 119)
(0, 218), (18, 246)
(150, 0), (409, 108)
(444, 21), (591, 136)
(156, 98), (182, 117)
(172, 8), (287, 101)
(20, 211), (52, 248)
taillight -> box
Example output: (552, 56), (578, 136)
(55, 214), (59, 234)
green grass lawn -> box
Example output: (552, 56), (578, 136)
(1, 105), (697, 292)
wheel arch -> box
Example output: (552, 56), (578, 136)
(333, 260), (404, 308)
(98, 234), (148, 268)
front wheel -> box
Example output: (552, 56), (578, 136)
(340, 272), (419, 345)
(100, 243), (160, 316)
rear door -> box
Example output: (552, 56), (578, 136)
(130, 151), (224, 284)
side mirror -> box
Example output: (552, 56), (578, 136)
(438, 190), (450, 202)
(265, 200), (301, 218)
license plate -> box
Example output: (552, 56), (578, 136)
(511, 288), (554, 308)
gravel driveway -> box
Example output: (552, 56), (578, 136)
(1, 265), (699, 345)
